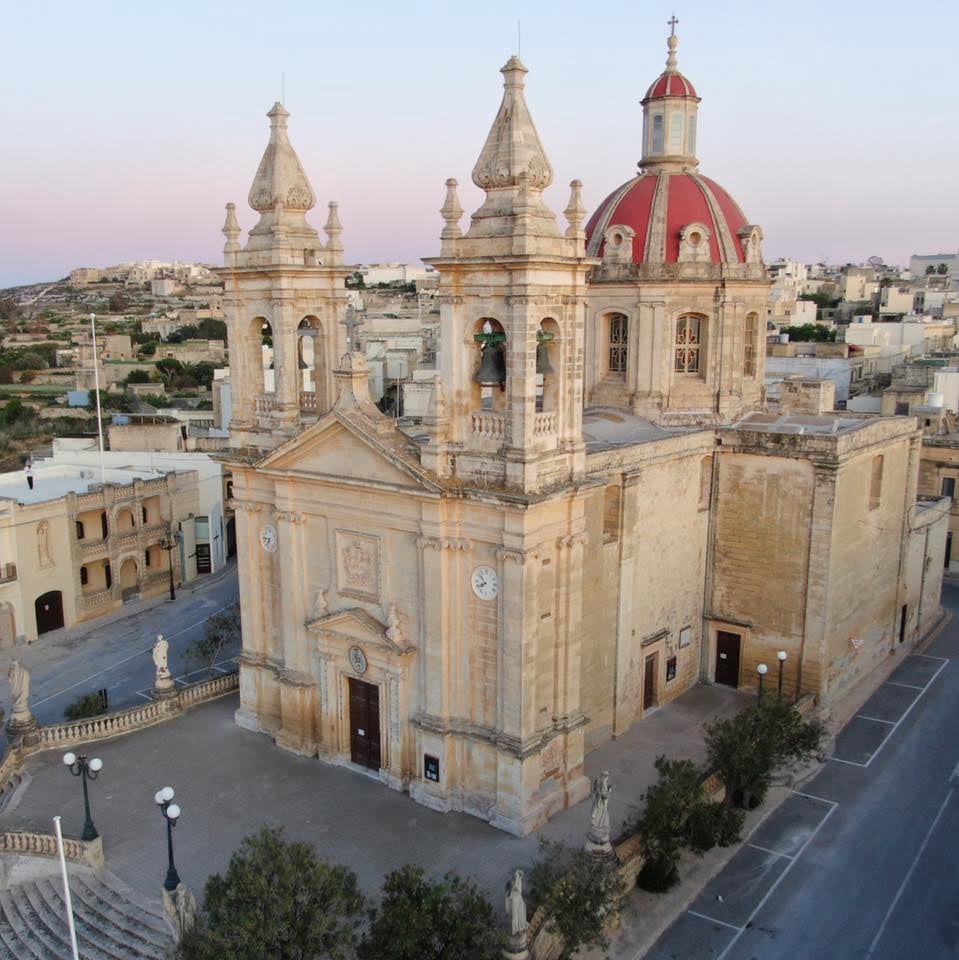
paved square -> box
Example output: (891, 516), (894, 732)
(688, 844), (789, 928)
(747, 793), (832, 858)
(5, 683), (747, 903)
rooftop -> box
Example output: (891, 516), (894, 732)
(583, 407), (691, 451)
(0, 463), (167, 506)
(731, 411), (871, 437)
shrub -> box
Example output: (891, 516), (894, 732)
(636, 757), (742, 893)
(359, 864), (501, 960)
(178, 827), (364, 960)
(125, 369), (152, 384)
(704, 696), (823, 810)
(530, 839), (628, 958)
(64, 692), (107, 721)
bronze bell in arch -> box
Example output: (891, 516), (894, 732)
(473, 342), (507, 386)
(535, 340), (555, 376)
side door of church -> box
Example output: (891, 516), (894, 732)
(348, 678), (381, 770)
(715, 631), (742, 687)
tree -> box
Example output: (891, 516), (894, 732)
(937, 263), (949, 275)
(636, 757), (742, 892)
(177, 826), (364, 960)
(187, 606), (240, 675)
(704, 696), (823, 811)
(926, 265), (937, 276)
(1, 398), (30, 426)
(197, 317), (228, 340)
(155, 357), (184, 385)
(125, 369), (152, 384)
(784, 323), (836, 343)
(138, 340), (158, 357)
(185, 361), (218, 389)
(529, 840), (628, 959)
(359, 864), (501, 960)
(64, 691), (107, 721)
(108, 291), (130, 313)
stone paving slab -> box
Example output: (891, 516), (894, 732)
(7, 683), (746, 903)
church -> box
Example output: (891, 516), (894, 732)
(219, 28), (947, 835)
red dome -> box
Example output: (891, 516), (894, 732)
(644, 71), (698, 100)
(585, 172), (750, 265)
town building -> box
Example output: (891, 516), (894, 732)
(220, 31), (947, 835)
(0, 462), (199, 644)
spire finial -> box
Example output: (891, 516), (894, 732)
(324, 201), (344, 262)
(440, 178), (464, 239)
(564, 180), (586, 239)
(666, 17), (679, 71)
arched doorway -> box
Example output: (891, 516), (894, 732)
(35, 591), (64, 635)
(119, 557), (139, 602)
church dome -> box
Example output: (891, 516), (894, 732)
(585, 172), (751, 264)
(644, 71), (698, 100)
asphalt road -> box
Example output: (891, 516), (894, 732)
(647, 579), (959, 960)
(1, 565), (239, 728)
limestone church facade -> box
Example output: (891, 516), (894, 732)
(220, 31), (947, 835)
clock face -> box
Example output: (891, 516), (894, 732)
(259, 524), (278, 553)
(471, 565), (498, 601)
(349, 646), (368, 674)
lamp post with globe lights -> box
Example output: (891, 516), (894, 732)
(155, 786), (182, 892)
(756, 663), (768, 701)
(776, 650), (788, 697)
(62, 753), (103, 841)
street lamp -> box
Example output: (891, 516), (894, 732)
(161, 530), (180, 602)
(154, 786), (182, 892)
(62, 752), (103, 841)
(776, 650), (788, 697)
(756, 663), (768, 701)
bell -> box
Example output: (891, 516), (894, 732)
(473, 343), (507, 385)
(536, 341), (555, 376)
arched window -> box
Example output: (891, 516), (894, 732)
(668, 112), (684, 153)
(651, 114), (664, 153)
(608, 314), (628, 375)
(743, 312), (759, 377)
(675, 316), (701, 374)
(870, 455), (884, 510)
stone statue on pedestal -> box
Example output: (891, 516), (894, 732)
(6, 660), (38, 748)
(584, 770), (614, 857)
(152, 635), (176, 700)
(503, 868), (529, 960)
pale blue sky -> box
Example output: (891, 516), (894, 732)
(2, 0), (956, 287)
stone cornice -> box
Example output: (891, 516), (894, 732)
(415, 536), (471, 551)
(273, 509), (305, 525)
(232, 500), (263, 514)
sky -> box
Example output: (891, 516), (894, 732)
(2, 0), (957, 288)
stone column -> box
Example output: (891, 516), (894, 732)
(271, 297), (299, 430)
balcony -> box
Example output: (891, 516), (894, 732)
(78, 588), (113, 613)
(300, 391), (318, 412)
(254, 395), (275, 416)
(470, 412), (506, 440)
(0, 563), (16, 584)
(80, 539), (109, 560)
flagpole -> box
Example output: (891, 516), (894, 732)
(53, 816), (81, 960)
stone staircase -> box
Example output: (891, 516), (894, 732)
(0, 867), (173, 959)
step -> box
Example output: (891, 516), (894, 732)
(85, 871), (170, 929)
(0, 888), (66, 960)
(16, 881), (128, 960)
(39, 878), (170, 959)
(0, 918), (26, 960)
(62, 875), (171, 944)
(0, 773), (26, 817)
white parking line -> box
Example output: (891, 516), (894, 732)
(829, 755), (868, 767)
(793, 791), (837, 806)
(866, 790), (953, 957)
(857, 715), (896, 725)
(885, 681), (924, 690)
(686, 910), (742, 932)
(914, 654), (948, 661)
(747, 842), (795, 860)
(714, 803), (838, 960)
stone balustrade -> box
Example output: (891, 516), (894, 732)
(254, 394), (276, 415)
(0, 831), (103, 867)
(300, 391), (318, 412)
(470, 411), (507, 439)
(533, 411), (557, 435)
(77, 588), (113, 612)
(80, 538), (109, 559)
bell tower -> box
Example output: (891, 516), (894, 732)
(218, 103), (351, 452)
(422, 58), (594, 494)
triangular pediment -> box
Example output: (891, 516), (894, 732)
(258, 413), (442, 494)
(307, 606), (414, 656)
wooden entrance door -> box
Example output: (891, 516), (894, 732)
(196, 543), (212, 575)
(643, 654), (657, 711)
(35, 591), (64, 636)
(348, 678), (381, 770)
(715, 631), (741, 687)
